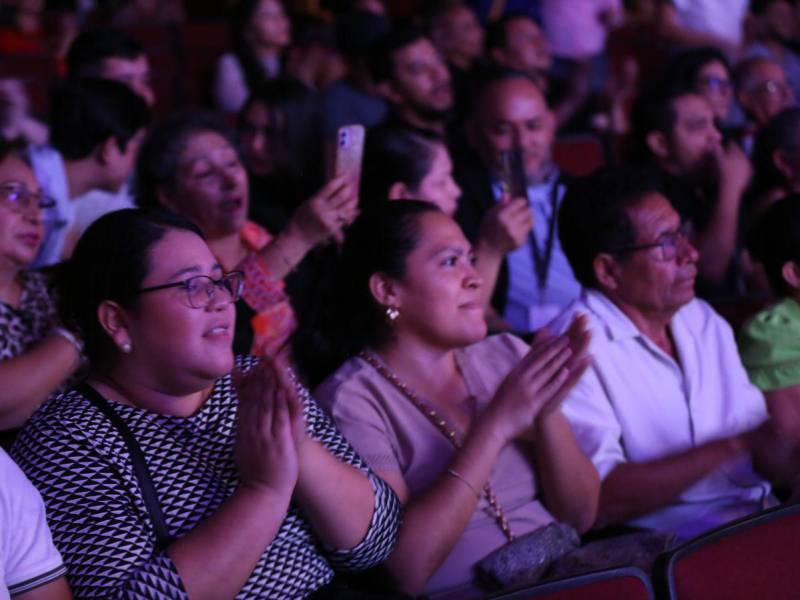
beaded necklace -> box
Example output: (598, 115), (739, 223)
(360, 350), (516, 541)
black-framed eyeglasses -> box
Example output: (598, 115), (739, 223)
(0, 181), (56, 213)
(618, 223), (692, 262)
(136, 271), (244, 309)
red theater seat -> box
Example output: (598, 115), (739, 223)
(552, 135), (607, 178)
(655, 504), (800, 600)
(489, 566), (655, 600)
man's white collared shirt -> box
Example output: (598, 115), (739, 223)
(553, 289), (771, 539)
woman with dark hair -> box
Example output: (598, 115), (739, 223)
(215, 0), (291, 113)
(11, 208), (400, 599)
(135, 111), (357, 358)
(666, 46), (735, 125)
(303, 201), (599, 599)
(748, 107), (800, 220)
(239, 77), (325, 232)
(360, 124), (533, 327)
(0, 146), (81, 433)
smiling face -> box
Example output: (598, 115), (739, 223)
(607, 193), (699, 320)
(163, 130), (250, 239)
(381, 211), (486, 350)
(387, 37), (454, 116)
(0, 154), (45, 272)
(121, 228), (236, 392)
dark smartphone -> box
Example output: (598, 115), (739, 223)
(498, 147), (528, 201)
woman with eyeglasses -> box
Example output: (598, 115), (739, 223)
(135, 111), (357, 359)
(11, 208), (401, 599)
(0, 145), (82, 434)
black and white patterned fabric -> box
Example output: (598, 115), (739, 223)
(11, 356), (401, 599)
(0, 270), (58, 361)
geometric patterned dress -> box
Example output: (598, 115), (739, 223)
(11, 356), (401, 598)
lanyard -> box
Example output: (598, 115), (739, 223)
(527, 178), (562, 291)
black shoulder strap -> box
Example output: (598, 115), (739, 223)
(78, 383), (173, 550)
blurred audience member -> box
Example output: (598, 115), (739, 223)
(370, 28), (454, 136)
(320, 8), (390, 139)
(428, 1), (485, 117)
(745, 0), (800, 103)
(666, 47), (736, 128)
(633, 87), (751, 293)
(66, 27), (155, 107)
(654, 0), (748, 54)
(741, 197), (800, 452)
(136, 112), (356, 357)
(308, 201), (597, 598)
(735, 57), (795, 145)
(748, 107), (800, 220)
(0, 447), (70, 599)
(284, 16), (345, 92)
(28, 79), (149, 266)
(215, 0), (291, 113)
(556, 166), (789, 540)
(112, 0), (186, 26)
(11, 208), (401, 599)
(486, 13), (589, 129)
(239, 78), (325, 232)
(457, 70), (580, 333)
(541, 0), (623, 99)
(0, 146), (82, 431)
(362, 124), (527, 317)
(0, 79), (48, 146)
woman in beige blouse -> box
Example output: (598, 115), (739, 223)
(303, 201), (600, 599)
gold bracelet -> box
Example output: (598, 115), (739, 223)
(446, 468), (481, 500)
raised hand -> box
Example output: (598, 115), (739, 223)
(486, 315), (592, 443)
(290, 176), (359, 247)
(478, 196), (533, 255)
(233, 359), (300, 497)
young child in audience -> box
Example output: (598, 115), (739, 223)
(27, 78), (149, 266)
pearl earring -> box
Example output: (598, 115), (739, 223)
(385, 306), (400, 322)
(121, 342), (132, 353)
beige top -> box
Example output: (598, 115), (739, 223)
(315, 333), (554, 599)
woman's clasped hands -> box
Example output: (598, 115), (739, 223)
(486, 314), (592, 444)
(233, 357), (307, 499)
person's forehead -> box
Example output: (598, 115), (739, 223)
(179, 131), (236, 165)
(626, 192), (680, 238)
(699, 60), (728, 77)
(0, 155), (40, 191)
(102, 55), (148, 77)
(674, 94), (713, 120)
(506, 17), (541, 38)
(394, 38), (439, 66)
(483, 79), (547, 119)
(753, 61), (787, 81)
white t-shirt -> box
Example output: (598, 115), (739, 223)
(0, 449), (65, 598)
(671, 0), (748, 46)
(27, 145), (134, 266)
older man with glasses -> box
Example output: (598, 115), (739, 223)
(549, 166), (799, 540)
